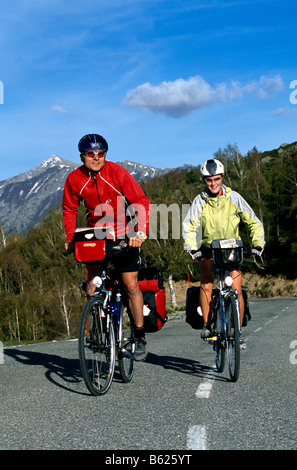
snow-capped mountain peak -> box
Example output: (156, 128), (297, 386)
(0, 156), (170, 234)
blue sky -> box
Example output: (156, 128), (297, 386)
(1, 0), (297, 179)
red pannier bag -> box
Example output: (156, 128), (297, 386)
(138, 267), (167, 332)
(73, 227), (114, 264)
(138, 266), (163, 292)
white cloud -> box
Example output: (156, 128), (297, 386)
(123, 74), (285, 117)
(51, 105), (68, 114)
(242, 74), (284, 99)
(272, 106), (292, 118)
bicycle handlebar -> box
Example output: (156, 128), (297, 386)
(188, 246), (264, 261)
(188, 250), (203, 260)
(112, 239), (129, 252)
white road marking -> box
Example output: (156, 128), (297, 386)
(195, 365), (216, 398)
(189, 366), (214, 449)
(195, 381), (213, 398)
(187, 425), (207, 450)
(188, 302), (297, 451)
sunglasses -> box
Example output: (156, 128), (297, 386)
(84, 151), (106, 158)
(205, 176), (222, 184)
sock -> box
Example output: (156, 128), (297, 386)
(135, 325), (145, 339)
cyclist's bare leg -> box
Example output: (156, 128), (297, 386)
(122, 270), (147, 360)
(231, 269), (244, 326)
(199, 258), (214, 325)
(85, 263), (101, 297)
(121, 271), (144, 328)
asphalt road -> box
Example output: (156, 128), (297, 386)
(1, 297), (296, 452)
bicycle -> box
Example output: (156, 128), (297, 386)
(72, 229), (136, 395)
(206, 238), (244, 382)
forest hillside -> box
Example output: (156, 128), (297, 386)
(0, 141), (296, 344)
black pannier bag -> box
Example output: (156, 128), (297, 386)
(185, 286), (204, 330)
(138, 267), (167, 333)
(242, 287), (252, 327)
(186, 285), (251, 330)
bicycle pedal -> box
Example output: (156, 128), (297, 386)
(205, 336), (217, 342)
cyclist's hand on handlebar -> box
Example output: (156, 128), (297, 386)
(251, 246), (263, 257)
(65, 240), (74, 252)
(188, 250), (203, 260)
(128, 231), (147, 248)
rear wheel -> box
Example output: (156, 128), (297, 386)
(226, 295), (240, 382)
(117, 307), (135, 383)
(78, 296), (116, 395)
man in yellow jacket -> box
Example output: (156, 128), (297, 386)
(182, 159), (265, 347)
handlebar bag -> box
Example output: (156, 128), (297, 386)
(211, 238), (243, 269)
(73, 228), (113, 263)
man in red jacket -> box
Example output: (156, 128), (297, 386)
(63, 133), (151, 360)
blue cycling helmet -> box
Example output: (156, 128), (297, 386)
(78, 134), (108, 153)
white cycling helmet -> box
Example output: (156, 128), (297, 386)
(200, 159), (224, 177)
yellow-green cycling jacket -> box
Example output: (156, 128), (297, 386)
(182, 185), (265, 251)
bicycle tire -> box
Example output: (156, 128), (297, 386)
(118, 329), (135, 383)
(78, 296), (116, 396)
(212, 304), (225, 373)
(226, 295), (240, 382)
(117, 306), (135, 383)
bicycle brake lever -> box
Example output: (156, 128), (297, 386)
(113, 240), (129, 251)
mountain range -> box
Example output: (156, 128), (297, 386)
(0, 156), (171, 234)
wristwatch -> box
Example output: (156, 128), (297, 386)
(137, 231), (147, 239)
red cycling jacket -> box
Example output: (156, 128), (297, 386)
(63, 161), (151, 241)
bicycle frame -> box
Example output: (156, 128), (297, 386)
(214, 267), (240, 343)
(205, 238), (243, 382)
(92, 268), (128, 351)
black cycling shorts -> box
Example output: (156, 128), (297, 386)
(112, 247), (141, 273)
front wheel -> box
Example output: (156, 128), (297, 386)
(214, 338), (225, 373)
(226, 295), (240, 382)
(212, 305), (225, 373)
(78, 296), (116, 395)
